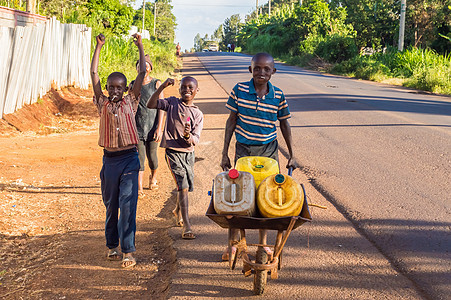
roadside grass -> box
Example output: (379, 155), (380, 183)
(93, 35), (179, 86)
(330, 47), (451, 95)
(272, 47), (451, 95)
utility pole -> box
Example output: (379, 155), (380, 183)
(268, 0), (271, 17)
(256, 0), (259, 18)
(142, 0), (145, 32)
(26, 0), (36, 14)
(154, 0), (157, 36)
(398, 0), (406, 51)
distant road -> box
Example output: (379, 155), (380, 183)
(196, 52), (451, 300)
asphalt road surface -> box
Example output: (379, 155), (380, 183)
(167, 53), (450, 300)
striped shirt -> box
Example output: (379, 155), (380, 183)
(93, 94), (139, 148)
(226, 79), (291, 145)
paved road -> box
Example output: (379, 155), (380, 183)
(167, 53), (450, 299)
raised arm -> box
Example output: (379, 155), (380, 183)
(131, 33), (146, 98)
(220, 111), (238, 171)
(90, 34), (105, 100)
(279, 118), (298, 169)
(147, 78), (174, 109)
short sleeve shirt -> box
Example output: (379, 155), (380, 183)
(226, 79), (291, 145)
(157, 96), (203, 153)
(93, 93), (139, 148)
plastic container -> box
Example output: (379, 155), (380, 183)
(257, 173), (304, 218)
(213, 169), (256, 216)
(235, 156), (279, 188)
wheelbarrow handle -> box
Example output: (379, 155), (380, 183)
(288, 167), (293, 176)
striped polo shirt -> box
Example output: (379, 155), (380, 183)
(93, 93), (139, 148)
(226, 79), (291, 145)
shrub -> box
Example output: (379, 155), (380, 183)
(94, 35), (178, 86)
(245, 33), (288, 56)
(315, 35), (358, 63)
(331, 55), (390, 80)
(403, 53), (451, 94)
(297, 34), (325, 55)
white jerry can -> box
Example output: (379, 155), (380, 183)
(213, 169), (256, 216)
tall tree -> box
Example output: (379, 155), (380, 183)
(329, 0), (399, 49)
(153, 0), (176, 42)
(221, 14), (241, 49)
(212, 24), (223, 44)
(405, 0), (450, 49)
(133, 1), (155, 33)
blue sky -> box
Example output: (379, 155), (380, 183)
(134, 1), (269, 50)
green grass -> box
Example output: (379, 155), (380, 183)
(330, 47), (451, 95)
(94, 35), (178, 87)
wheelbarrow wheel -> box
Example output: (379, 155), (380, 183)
(253, 246), (268, 295)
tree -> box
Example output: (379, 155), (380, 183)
(153, 0), (176, 42)
(221, 14), (241, 50)
(133, 1), (155, 33)
(38, 0), (88, 22)
(329, 0), (399, 49)
(405, 0), (451, 50)
(194, 33), (210, 51)
(211, 24), (223, 44)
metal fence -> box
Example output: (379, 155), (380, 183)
(0, 16), (91, 118)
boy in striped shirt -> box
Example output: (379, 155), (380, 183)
(91, 33), (146, 268)
(220, 52), (298, 261)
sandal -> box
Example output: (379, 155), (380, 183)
(138, 191), (145, 199)
(122, 256), (136, 268)
(107, 248), (121, 261)
(172, 209), (183, 227)
(149, 182), (159, 190)
(182, 229), (196, 240)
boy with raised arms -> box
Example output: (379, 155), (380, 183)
(91, 33), (146, 268)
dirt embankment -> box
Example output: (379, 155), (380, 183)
(0, 85), (179, 299)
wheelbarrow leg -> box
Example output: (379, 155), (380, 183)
(274, 231), (283, 270)
(227, 228), (245, 270)
(253, 246), (268, 295)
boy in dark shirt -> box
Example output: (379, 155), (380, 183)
(147, 76), (204, 239)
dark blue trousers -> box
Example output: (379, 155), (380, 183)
(100, 149), (139, 253)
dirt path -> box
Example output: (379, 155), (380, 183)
(0, 86), (179, 299)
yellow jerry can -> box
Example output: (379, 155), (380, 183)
(235, 156), (279, 188)
(257, 173), (304, 218)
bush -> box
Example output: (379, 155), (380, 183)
(94, 35), (178, 86)
(297, 34), (325, 55)
(332, 47), (451, 94)
(331, 55), (390, 80)
(403, 57), (451, 94)
(245, 33), (288, 56)
(315, 35), (358, 63)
